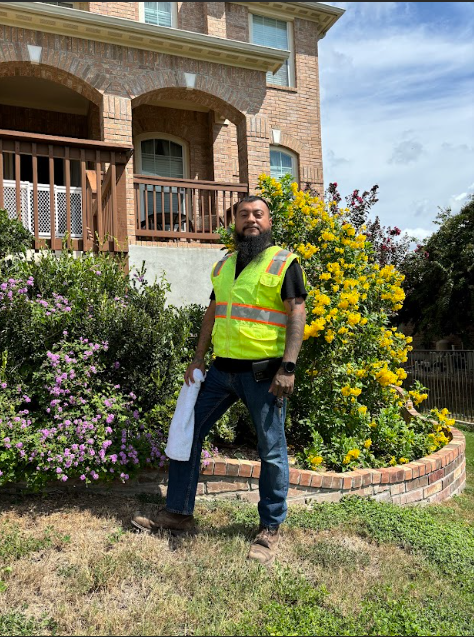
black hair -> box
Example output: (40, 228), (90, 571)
(234, 195), (271, 215)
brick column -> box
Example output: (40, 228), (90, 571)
(101, 94), (135, 246)
(237, 115), (271, 193)
(212, 117), (240, 183)
(205, 2), (226, 37)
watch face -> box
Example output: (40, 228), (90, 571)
(284, 362), (296, 373)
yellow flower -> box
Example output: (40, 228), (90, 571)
(364, 439), (372, 448)
(347, 312), (361, 326)
(359, 405), (368, 415)
(310, 455), (323, 467)
(325, 330), (335, 343)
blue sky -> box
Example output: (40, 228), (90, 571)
(319, 2), (474, 240)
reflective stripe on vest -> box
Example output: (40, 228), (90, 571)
(215, 302), (228, 318)
(215, 302), (287, 328)
(230, 303), (287, 328)
(213, 254), (232, 277)
(265, 249), (292, 276)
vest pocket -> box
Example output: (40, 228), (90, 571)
(238, 322), (278, 341)
(259, 272), (280, 288)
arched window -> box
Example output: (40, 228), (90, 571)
(136, 134), (189, 231)
(270, 147), (298, 181)
(138, 136), (186, 179)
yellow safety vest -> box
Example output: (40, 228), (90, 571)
(210, 245), (299, 359)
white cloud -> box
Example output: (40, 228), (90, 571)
(389, 140), (424, 165)
(319, 2), (474, 234)
(402, 227), (434, 242)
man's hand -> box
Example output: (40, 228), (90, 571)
(184, 300), (216, 386)
(184, 356), (206, 386)
(269, 368), (295, 398)
(268, 296), (306, 398)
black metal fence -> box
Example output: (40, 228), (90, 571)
(403, 350), (474, 424)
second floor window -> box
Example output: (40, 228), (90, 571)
(144, 2), (175, 28)
(270, 148), (298, 181)
(251, 14), (293, 87)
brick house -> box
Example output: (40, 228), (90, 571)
(0, 1), (344, 304)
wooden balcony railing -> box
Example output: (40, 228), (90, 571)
(134, 175), (248, 242)
(0, 129), (132, 252)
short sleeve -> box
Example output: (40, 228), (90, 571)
(280, 260), (307, 302)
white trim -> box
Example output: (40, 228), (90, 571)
(135, 132), (189, 179)
(249, 12), (294, 88)
(138, 2), (178, 28)
(2, 3), (288, 73)
(232, 2), (345, 36)
(270, 145), (299, 181)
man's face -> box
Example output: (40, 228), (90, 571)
(235, 200), (272, 237)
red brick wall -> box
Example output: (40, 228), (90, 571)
(177, 2), (206, 33)
(132, 104), (214, 180)
(225, 2), (249, 41)
(88, 2), (139, 20)
(260, 17), (324, 191)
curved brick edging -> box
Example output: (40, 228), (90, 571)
(0, 428), (466, 507)
(15, 425), (461, 507)
(183, 425), (466, 506)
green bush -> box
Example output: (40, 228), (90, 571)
(0, 244), (208, 488)
(0, 208), (32, 260)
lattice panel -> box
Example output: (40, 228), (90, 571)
(37, 188), (51, 236)
(3, 181), (26, 221)
(3, 181), (82, 238)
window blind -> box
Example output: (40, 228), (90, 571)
(141, 140), (184, 179)
(144, 2), (173, 27)
(251, 14), (290, 87)
(270, 150), (296, 180)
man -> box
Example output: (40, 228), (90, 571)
(132, 195), (307, 566)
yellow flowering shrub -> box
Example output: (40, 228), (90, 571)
(252, 175), (454, 471)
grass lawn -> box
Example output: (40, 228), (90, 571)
(0, 429), (473, 636)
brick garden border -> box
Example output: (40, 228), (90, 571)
(126, 425), (465, 507)
(1, 404), (467, 507)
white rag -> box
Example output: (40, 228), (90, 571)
(164, 368), (205, 461)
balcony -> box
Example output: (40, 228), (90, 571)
(0, 129), (132, 252)
(1, 130), (249, 250)
(134, 175), (248, 242)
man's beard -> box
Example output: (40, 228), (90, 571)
(234, 229), (273, 268)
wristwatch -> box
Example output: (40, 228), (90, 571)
(281, 361), (296, 374)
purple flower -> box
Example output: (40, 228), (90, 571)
(80, 474), (86, 481)
(0, 382), (7, 389)
(56, 467), (62, 473)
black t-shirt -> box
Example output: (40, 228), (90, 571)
(210, 258), (307, 373)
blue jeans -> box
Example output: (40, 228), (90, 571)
(166, 364), (289, 528)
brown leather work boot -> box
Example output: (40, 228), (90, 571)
(131, 508), (195, 534)
(248, 525), (280, 566)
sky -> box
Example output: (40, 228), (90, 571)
(318, 2), (474, 241)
